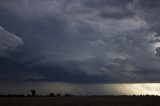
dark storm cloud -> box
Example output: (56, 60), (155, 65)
(1, 0), (160, 83)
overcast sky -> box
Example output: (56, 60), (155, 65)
(0, 0), (160, 84)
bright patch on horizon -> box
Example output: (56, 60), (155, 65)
(115, 83), (160, 95)
(1, 82), (160, 95)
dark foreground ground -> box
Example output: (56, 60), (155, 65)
(1, 96), (160, 106)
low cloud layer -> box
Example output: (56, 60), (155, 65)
(0, 0), (160, 83)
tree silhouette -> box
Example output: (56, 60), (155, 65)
(31, 89), (36, 96)
(56, 93), (61, 96)
(49, 93), (55, 97)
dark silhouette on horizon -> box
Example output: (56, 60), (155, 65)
(30, 89), (36, 96)
(0, 89), (159, 97)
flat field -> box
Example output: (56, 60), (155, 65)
(0, 96), (160, 106)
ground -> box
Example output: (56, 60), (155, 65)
(0, 96), (160, 106)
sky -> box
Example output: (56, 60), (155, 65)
(1, 0), (160, 86)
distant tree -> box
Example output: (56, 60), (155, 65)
(31, 89), (36, 96)
(64, 93), (72, 96)
(56, 93), (61, 96)
(49, 93), (55, 97)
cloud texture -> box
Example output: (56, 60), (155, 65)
(0, 25), (23, 56)
(0, 0), (160, 83)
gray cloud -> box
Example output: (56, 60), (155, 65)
(0, 0), (160, 83)
(0, 25), (24, 57)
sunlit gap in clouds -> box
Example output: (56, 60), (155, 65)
(150, 32), (160, 54)
(1, 82), (160, 96)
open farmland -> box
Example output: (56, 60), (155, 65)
(0, 96), (160, 106)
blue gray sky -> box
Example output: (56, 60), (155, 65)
(1, 0), (160, 84)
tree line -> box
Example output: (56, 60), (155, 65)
(0, 89), (159, 97)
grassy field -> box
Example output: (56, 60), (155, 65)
(0, 96), (160, 106)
